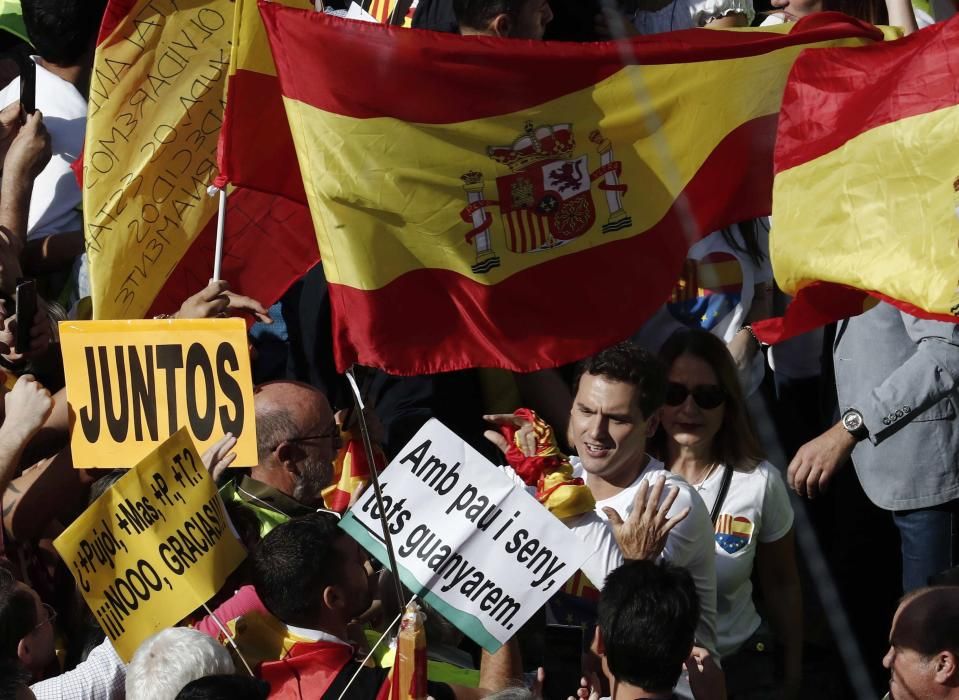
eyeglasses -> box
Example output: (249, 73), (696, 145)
(34, 602), (56, 631)
(664, 383), (726, 410)
(270, 427), (342, 452)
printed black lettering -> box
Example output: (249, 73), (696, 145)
(185, 343), (215, 440)
(79, 347), (102, 441)
(216, 342), (244, 435)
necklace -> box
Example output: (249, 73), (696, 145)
(692, 462), (719, 491)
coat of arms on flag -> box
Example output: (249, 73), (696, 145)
(715, 513), (754, 554)
(459, 122), (632, 274)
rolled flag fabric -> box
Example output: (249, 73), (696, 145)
(754, 16), (959, 344)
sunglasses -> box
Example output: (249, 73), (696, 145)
(664, 382), (726, 410)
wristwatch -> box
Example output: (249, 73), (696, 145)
(841, 408), (869, 441)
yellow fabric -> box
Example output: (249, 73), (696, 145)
(771, 102), (959, 316)
(230, 0), (313, 78)
(84, 0), (235, 319)
(517, 412), (596, 519)
(226, 611), (316, 670)
(281, 25), (875, 293)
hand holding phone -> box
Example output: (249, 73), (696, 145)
(542, 624), (585, 700)
(18, 55), (35, 117)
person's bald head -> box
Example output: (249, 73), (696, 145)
(884, 586), (959, 699)
(252, 381), (341, 507)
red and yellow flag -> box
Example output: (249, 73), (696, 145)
(83, 0), (318, 320)
(322, 433), (381, 513)
(217, 0), (312, 203)
(754, 16), (959, 343)
(261, 5), (881, 374)
(378, 602), (428, 700)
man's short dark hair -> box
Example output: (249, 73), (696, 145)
(0, 570), (35, 694)
(251, 512), (347, 628)
(573, 341), (667, 418)
(21, 0), (108, 65)
(598, 560), (699, 693)
(452, 0), (527, 30)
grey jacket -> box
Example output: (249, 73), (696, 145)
(834, 302), (959, 511)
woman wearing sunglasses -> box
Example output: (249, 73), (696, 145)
(652, 329), (802, 700)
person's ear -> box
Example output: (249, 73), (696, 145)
(322, 584), (344, 612)
(645, 409), (661, 438)
(592, 625), (606, 656)
(934, 651), (957, 684)
(17, 636), (31, 668)
(489, 13), (512, 36)
(275, 442), (297, 471)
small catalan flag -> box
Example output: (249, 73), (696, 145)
(715, 514), (753, 554)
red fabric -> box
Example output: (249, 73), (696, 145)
(260, 5), (881, 124)
(500, 408), (564, 486)
(752, 282), (959, 345)
(217, 68), (308, 203)
(323, 115), (775, 375)
(194, 585), (268, 638)
(96, 0), (140, 44)
(145, 188), (320, 317)
(86, 1), (320, 320)
(257, 640), (354, 699)
(775, 14), (959, 173)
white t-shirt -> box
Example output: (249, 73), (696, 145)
(695, 460), (793, 658)
(0, 59), (87, 239)
(634, 0), (755, 34)
(571, 456), (719, 658)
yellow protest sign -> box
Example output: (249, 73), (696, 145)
(60, 318), (257, 468)
(83, 0), (234, 320)
(53, 428), (247, 661)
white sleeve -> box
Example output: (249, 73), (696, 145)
(31, 638), (126, 700)
(566, 511), (624, 590)
(758, 463), (794, 543)
(688, 0), (756, 25)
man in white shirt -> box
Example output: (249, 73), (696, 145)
(566, 341), (718, 659)
(0, 0), (107, 289)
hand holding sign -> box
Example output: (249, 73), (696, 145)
(201, 432), (237, 481)
(53, 428), (246, 661)
(341, 419), (593, 653)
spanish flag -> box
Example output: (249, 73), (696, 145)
(754, 16), (959, 344)
(261, 4), (881, 374)
(84, 0), (319, 320)
(217, 0), (312, 204)
(322, 433), (382, 513)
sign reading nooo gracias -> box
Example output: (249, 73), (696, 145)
(60, 318), (257, 468)
(340, 419), (593, 653)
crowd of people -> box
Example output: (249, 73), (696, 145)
(0, 0), (957, 698)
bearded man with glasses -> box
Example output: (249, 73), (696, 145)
(220, 380), (357, 544)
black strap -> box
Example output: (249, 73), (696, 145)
(709, 466), (733, 525)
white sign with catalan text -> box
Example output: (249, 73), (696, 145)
(340, 419), (592, 652)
